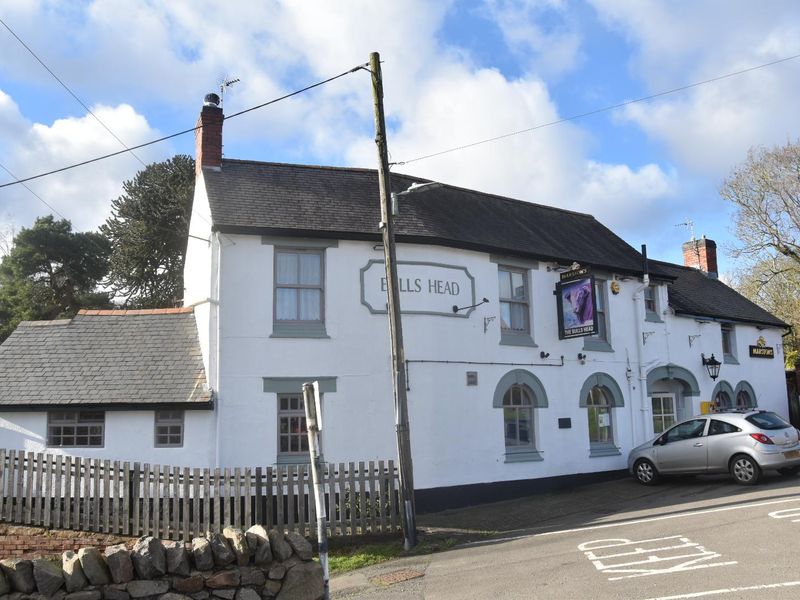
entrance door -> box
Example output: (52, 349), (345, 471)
(651, 394), (677, 436)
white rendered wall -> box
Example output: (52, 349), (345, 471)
(0, 410), (216, 467)
(207, 234), (792, 490)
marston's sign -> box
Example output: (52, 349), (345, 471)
(360, 260), (476, 317)
(749, 335), (775, 358)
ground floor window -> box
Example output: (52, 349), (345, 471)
(503, 384), (534, 449)
(47, 411), (104, 447)
(278, 394), (309, 459)
(714, 390), (732, 410)
(587, 386), (614, 448)
(736, 390), (756, 409)
(155, 410), (184, 447)
(651, 394), (677, 434)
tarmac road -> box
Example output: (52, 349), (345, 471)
(331, 473), (800, 599)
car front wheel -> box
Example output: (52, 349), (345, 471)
(633, 459), (660, 485)
(730, 454), (761, 485)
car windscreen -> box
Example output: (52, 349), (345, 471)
(745, 412), (791, 430)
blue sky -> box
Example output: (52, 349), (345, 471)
(1, 1), (799, 276)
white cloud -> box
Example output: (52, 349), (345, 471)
(590, 0), (800, 177)
(0, 101), (163, 234)
(483, 0), (583, 78)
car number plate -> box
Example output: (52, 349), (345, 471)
(784, 450), (800, 459)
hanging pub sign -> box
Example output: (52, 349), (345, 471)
(749, 336), (775, 358)
(556, 266), (598, 340)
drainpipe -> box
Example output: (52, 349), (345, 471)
(632, 245), (650, 446)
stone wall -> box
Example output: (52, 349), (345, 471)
(0, 526), (134, 560)
(0, 526), (323, 600)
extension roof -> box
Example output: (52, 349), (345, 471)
(0, 308), (213, 410)
(652, 260), (788, 328)
(204, 159), (664, 278)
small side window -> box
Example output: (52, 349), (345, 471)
(709, 420), (741, 436)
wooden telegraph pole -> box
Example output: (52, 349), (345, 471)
(369, 51), (417, 549)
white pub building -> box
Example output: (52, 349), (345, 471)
(0, 96), (789, 508)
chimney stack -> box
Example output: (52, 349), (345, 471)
(195, 93), (223, 176)
(682, 235), (718, 279)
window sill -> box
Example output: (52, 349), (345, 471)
(723, 354), (739, 365)
(271, 322), (329, 339)
(500, 333), (537, 348)
(583, 339), (614, 352)
(504, 449), (543, 463)
(276, 455), (312, 466)
(589, 446), (621, 458)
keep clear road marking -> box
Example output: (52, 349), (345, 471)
(578, 535), (736, 581)
(768, 507), (800, 522)
(641, 580), (800, 600)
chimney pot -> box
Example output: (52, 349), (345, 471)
(682, 237), (718, 279)
(195, 94), (224, 176)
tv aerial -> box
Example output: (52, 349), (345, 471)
(219, 76), (241, 107)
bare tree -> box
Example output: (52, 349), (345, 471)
(722, 139), (800, 267)
(722, 139), (800, 367)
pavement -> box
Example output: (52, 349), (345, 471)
(330, 472), (800, 599)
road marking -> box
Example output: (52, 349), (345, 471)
(579, 535), (735, 581)
(642, 580), (800, 599)
(768, 507), (800, 522)
(533, 495), (800, 537)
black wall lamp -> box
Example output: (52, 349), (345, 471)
(453, 298), (489, 313)
(701, 353), (721, 380)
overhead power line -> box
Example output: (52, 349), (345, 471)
(0, 162), (67, 220)
(0, 16), (148, 168)
(392, 53), (800, 166)
(0, 63), (367, 190)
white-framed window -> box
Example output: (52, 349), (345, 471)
(644, 285), (661, 321)
(274, 248), (325, 337)
(498, 266), (529, 336)
(721, 324), (737, 363)
(651, 394), (676, 434)
(278, 394), (309, 460)
(47, 411), (105, 448)
(587, 386), (614, 449)
(503, 384), (535, 450)
(154, 410), (184, 447)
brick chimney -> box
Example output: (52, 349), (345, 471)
(682, 235), (718, 278)
(195, 93), (223, 176)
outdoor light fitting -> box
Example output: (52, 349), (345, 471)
(702, 353), (721, 380)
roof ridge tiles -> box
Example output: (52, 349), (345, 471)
(76, 307), (194, 316)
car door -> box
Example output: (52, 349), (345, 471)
(705, 419), (743, 472)
(655, 418), (709, 473)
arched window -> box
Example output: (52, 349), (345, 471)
(493, 370), (547, 462)
(734, 381), (757, 409)
(587, 386), (614, 446)
(711, 380), (735, 411)
(580, 373), (624, 457)
(503, 384), (534, 449)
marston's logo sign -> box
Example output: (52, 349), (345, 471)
(749, 336), (775, 358)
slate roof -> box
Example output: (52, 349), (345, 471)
(0, 308), (212, 410)
(204, 160), (664, 277)
(652, 260), (789, 328)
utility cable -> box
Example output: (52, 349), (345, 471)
(0, 16), (148, 168)
(392, 53), (800, 166)
(0, 63), (368, 190)
(0, 162), (67, 221)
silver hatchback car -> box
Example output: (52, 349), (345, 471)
(628, 410), (800, 485)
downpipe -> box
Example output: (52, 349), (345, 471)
(632, 245), (651, 447)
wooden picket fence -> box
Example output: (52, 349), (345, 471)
(0, 449), (400, 540)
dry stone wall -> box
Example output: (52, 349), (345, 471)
(0, 526), (323, 600)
